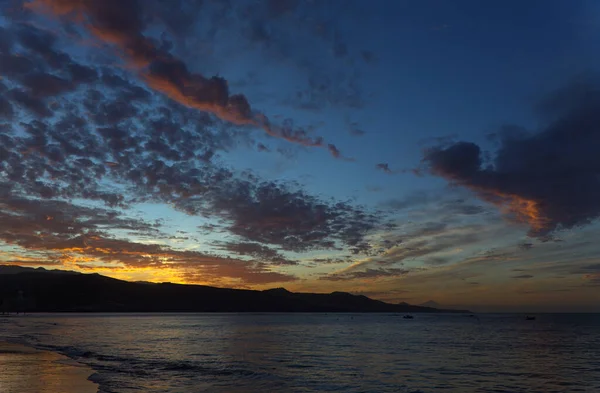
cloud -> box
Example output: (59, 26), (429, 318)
(0, 194), (295, 285)
(375, 163), (393, 174)
(199, 179), (381, 252)
(423, 81), (600, 238)
(217, 242), (297, 266)
(584, 274), (600, 286)
(374, 228), (480, 266)
(0, 16), (383, 284)
(322, 221), (496, 280)
(511, 274), (534, 279)
(518, 243), (534, 251)
(29, 0), (346, 158)
(319, 267), (409, 281)
(328, 144), (341, 158)
(181, 265), (296, 285)
(153, 0), (371, 114)
(382, 190), (488, 218)
(0, 96), (13, 119)
(0, 194), (158, 248)
(579, 263), (600, 273)
(5, 89), (52, 117)
(374, 163), (413, 175)
(257, 143), (270, 152)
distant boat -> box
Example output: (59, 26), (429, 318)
(403, 315), (414, 319)
(525, 316), (536, 320)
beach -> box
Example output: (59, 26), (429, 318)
(0, 341), (98, 393)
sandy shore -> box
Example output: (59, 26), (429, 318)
(0, 342), (98, 393)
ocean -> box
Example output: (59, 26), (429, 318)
(2, 313), (599, 392)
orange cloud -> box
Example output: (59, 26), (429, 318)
(28, 0), (342, 157)
(471, 190), (550, 234)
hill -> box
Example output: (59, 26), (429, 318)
(0, 267), (468, 313)
(419, 300), (442, 308)
(0, 265), (78, 276)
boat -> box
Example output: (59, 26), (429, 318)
(403, 315), (414, 319)
(525, 316), (536, 320)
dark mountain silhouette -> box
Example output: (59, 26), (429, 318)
(0, 265), (78, 275)
(0, 267), (468, 313)
(419, 300), (442, 308)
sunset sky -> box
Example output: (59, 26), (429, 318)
(1, 0), (600, 311)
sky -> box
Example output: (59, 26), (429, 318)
(1, 0), (600, 312)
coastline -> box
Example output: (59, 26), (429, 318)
(0, 341), (98, 393)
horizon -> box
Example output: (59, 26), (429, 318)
(2, 264), (597, 313)
(1, 1), (599, 313)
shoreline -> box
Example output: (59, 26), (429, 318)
(0, 341), (98, 393)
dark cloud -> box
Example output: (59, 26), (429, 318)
(424, 81), (600, 238)
(518, 243), (534, 251)
(0, 193), (295, 285)
(511, 274), (534, 279)
(328, 144), (341, 158)
(200, 180), (381, 252)
(310, 256), (351, 265)
(257, 143), (270, 152)
(376, 163), (393, 174)
(20, 73), (76, 97)
(181, 264), (296, 285)
(261, 117), (326, 150)
(0, 194), (157, 251)
(30, 0), (345, 157)
(0, 96), (14, 119)
(6, 89), (52, 117)
(0, 25), (102, 124)
(0, 26), (12, 53)
(15, 23), (71, 69)
(217, 242), (296, 266)
(0, 53), (36, 75)
(579, 263), (600, 273)
(0, 13), (382, 282)
(174, 0), (370, 114)
(374, 163), (414, 175)
(320, 267), (409, 281)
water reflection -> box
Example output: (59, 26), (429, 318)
(0, 343), (96, 393)
(3, 313), (600, 393)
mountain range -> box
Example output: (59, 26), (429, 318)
(0, 266), (468, 313)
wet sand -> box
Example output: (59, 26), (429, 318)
(0, 342), (98, 393)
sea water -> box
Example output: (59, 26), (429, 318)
(2, 313), (599, 392)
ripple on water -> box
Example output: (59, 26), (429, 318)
(2, 313), (600, 393)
